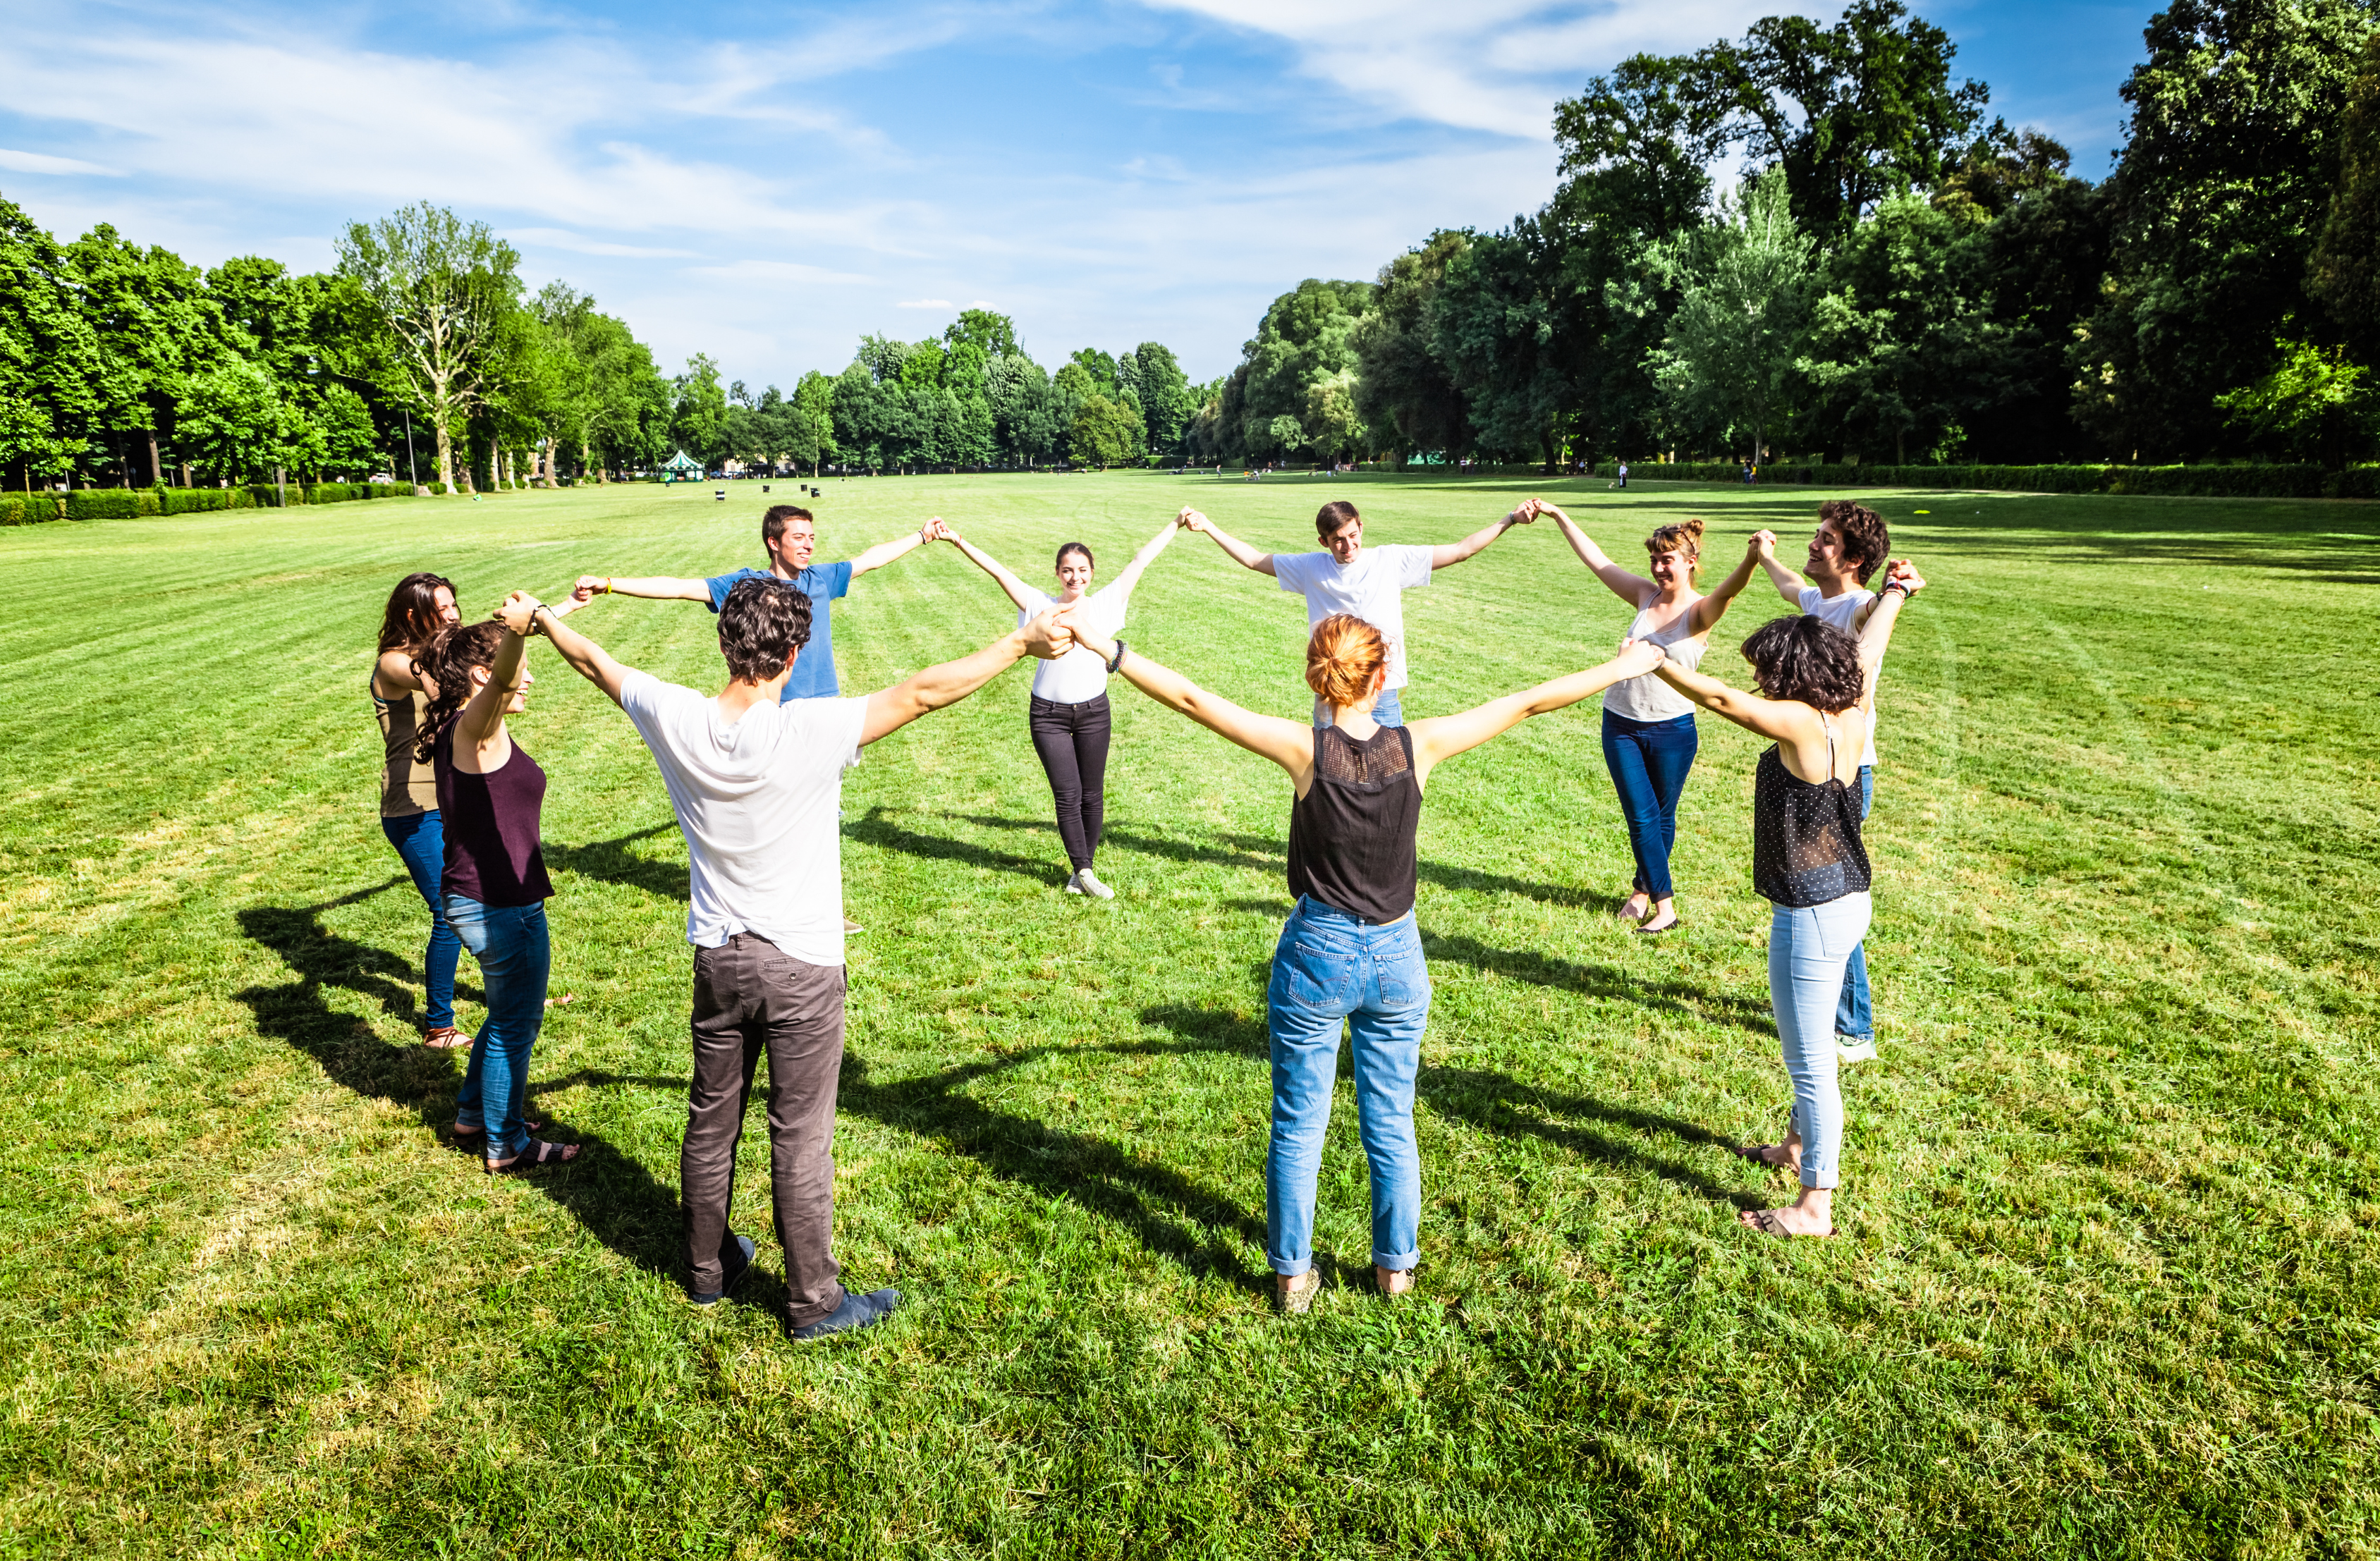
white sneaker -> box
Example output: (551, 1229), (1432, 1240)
(1075, 869), (1115, 900)
(1063, 872), (1086, 895)
(1836, 1035), (1876, 1063)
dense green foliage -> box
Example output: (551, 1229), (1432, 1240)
(1192, 0), (2380, 475)
(2, 475), (2376, 1554)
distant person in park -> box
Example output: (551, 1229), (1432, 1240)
(372, 572), (465, 1048)
(413, 605), (579, 1173)
(1635, 582), (1919, 1237)
(570, 505), (936, 701)
(1183, 498), (1535, 727)
(1529, 503), (1762, 933)
(1615, 461), (1630, 490)
(931, 510), (1185, 899)
(504, 577), (1076, 1339)
(1751, 501), (1903, 1061)
(1053, 604), (1660, 1309)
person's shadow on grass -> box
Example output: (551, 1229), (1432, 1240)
(233, 884), (769, 1316)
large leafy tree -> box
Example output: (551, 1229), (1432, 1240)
(2075, 0), (2376, 458)
(0, 197), (104, 489)
(984, 353), (1055, 465)
(61, 226), (224, 485)
(1429, 217), (1576, 469)
(1645, 169), (1817, 464)
(337, 203), (523, 490)
(671, 353), (729, 466)
(1351, 231), (1473, 463)
(2312, 31), (2380, 364)
(1116, 343), (1194, 457)
(788, 370), (837, 475)
(1231, 279), (1374, 459)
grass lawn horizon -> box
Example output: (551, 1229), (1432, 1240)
(3, 472), (2376, 1557)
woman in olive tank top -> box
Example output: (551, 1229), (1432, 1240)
(372, 573), (463, 1047)
(1060, 608), (1660, 1311)
(1640, 611), (1890, 1239)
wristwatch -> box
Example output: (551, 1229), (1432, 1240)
(1105, 639), (1128, 673)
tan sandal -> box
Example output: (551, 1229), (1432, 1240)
(1276, 1271), (1320, 1314)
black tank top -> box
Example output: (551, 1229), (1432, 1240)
(1286, 724), (1421, 923)
(434, 723), (554, 907)
(1752, 715), (1870, 907)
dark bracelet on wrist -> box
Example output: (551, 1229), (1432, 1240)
(1105, 639), (1128, 674)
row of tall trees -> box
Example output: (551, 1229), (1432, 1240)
(1191, 0), (2380, 470)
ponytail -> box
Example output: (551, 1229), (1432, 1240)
(412, 620), (508, 761)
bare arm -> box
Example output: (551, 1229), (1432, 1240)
(1854, 562), (1923, 698)
(1750, 532), (1805, 606)
(1106, 512), (1184, 596)
(1183, 512), (1277, 576)
(570, 573), (712, 604)
(374, 647), (430, 697)
(1428, 503), (1533, 570)
(848, 518), (937, 578)
(940, 527), (1039, 613)
(861, 610), (1071, 746)
(1687, 536), (1763, 635)
(500, 592), (633, 705)
(1532, 499), (1652, 605)
(1647, 653), (1812, 746)
(1407, 644), (1663, 784)
(1064, 619), (1314, 785)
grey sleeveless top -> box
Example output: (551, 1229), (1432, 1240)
(1602, 602), (1708, 722)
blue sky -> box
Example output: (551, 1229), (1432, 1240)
(0, 0), (2153, 389)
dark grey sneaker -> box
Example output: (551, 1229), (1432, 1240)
(690, 1235), (755, 1306)
(789, 1287), (901, 1342)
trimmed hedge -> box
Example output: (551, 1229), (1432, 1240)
(0, 481), (439, 524)
(1593, 460), (2380, 499)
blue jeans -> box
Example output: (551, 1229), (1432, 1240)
(1312, 685), (1403, 728)
(442, 895), (551, 1161)
(1836, 767), (1874, 1041)
(380, 810), (460, 1031)
(1600, 709), (1699, 900)
(1770, 892), (1872, 1189)
(1264, 897), (1430, 1275)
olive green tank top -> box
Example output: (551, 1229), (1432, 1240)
(374, 682), (438, 816)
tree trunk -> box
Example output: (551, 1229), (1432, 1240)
(433, 412), (455, 492)
(147, 433), (161, 486)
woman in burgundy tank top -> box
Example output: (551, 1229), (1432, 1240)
(1061, 606), (1660, 1312)
(414, 604), (579, 1174)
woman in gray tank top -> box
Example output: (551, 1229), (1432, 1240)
(1530, 502), (1762, 933)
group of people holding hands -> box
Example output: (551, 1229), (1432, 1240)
(367, 489), (1924, 1335)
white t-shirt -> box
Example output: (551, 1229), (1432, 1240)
(617, 671), (868, 965)
(1799, 585), (1880, 766)
(1272, 544), (1434, 690)
(1017, 584), (1128, 704)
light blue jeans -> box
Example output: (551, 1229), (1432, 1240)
(1835, 767), (1875, 1041)
(1312, 685), (1403, 728)
(1770, 891), (1872, 1189)
(443, 895), (551, 1161)
(381, 809), (460, 1032)
(1264, 897), (1430, 1275)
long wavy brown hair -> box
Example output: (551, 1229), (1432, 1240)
(377, 572), (457, 654)
(413, 620), (509, 761)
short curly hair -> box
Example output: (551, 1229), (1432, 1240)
(719, 576), (812, 682)
(1740, 614), (1864, 714)
(1819, 500), (1889, 585)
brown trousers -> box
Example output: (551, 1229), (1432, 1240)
(685, 933), (848, 1326)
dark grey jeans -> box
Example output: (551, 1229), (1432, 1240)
(685, 933), (848, 1326)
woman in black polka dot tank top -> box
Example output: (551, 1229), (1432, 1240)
(1635, 608), (1893, 1239)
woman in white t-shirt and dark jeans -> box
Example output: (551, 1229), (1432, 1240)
(934, 513), (1183, 899)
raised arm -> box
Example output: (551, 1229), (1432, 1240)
(1406, 643), (1663, 783)
(1183, 510), (1277, 576)
(1428, 502), (1534, 570)
(937, 522), (1039, 613)
(1687, 534), (1764, 635)
(498, 592), (633, 704)
(1106, 511), (1185, 596)
(848, 518), (937, 578)
(1531, 498), (1652, 606)
(1062, 616), (1314, 785)
(861, 608), (1072, 746)
(570, 573), (710, 604)
(1853, 561), (1923, 699)
(453, 621), (529, 750)
(1750, 531), (1804, 606)
(1647, 649), (1811, 745)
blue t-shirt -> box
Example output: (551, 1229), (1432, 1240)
(704, 563), (854, 701)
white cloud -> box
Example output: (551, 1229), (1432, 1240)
(0, 147), (122, 176)
(507, 228), (700, 259)
(896, 298), (955, 308)
(688, 259), (877, 286)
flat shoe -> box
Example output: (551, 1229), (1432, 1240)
(1630, 918), (1680, 936)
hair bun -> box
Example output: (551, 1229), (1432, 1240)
(1305, 613), (1389, 707)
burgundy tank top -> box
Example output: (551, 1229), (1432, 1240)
(433, 723), (554, 907)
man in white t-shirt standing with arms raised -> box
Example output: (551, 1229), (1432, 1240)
(514, 577), (1073, 1340)
(1752, 499), (1922, 1064)
(1183, 498), (1534, 726)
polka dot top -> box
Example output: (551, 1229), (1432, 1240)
(1752, 717), (1872, 907)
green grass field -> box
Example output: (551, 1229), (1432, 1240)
(4, 472), (2378, 1558)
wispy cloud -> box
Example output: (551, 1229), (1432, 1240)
(897, 298), (956, 308)
(0, 147), (122, 176)
(507, 228), (700, 259)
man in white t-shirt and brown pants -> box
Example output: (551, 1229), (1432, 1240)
(520, 577), (1072, 1340)
(1184, 498), (1534, 726)
(1753, 500), (1922, 1065)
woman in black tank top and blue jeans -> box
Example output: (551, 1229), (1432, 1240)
(1640, 612), (1887, 1238)
(1058, 608), (1661, 1310)
(414, 601), (580, 1173)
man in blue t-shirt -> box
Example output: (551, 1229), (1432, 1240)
(571, 505), (936, 700)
